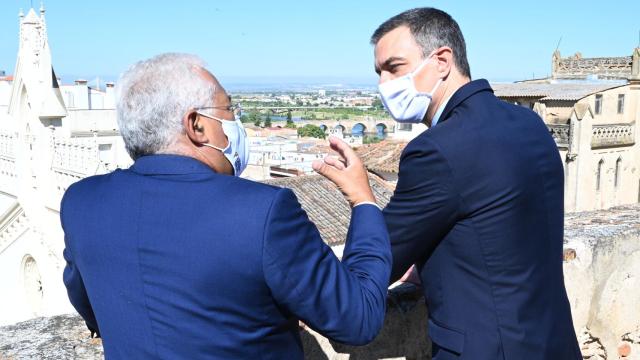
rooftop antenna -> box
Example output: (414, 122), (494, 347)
(555, 36), (562, 53)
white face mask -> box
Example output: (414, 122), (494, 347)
(378, 53), (442, 124)
(196, 112), (249, 176)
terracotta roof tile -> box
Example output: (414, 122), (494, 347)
(356, 141), (407, 175)
(263, 174), (394, 246)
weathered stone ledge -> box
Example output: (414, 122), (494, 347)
(2, 204), (639, 359)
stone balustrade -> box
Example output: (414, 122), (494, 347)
(548, 124), (571, 148)
(0, 131), (16, 159)
(547, 123), (636, 150)
(0, 132), (18, 193)
(51, 136), (100, 176)
(591, 124), (635, 148)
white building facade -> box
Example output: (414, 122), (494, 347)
(0, 7), (131, 325)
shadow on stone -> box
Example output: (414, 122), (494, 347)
(302, 283), (431, 360)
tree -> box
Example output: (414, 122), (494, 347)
(264, 114), (272, 128)
(372, 98), (384, 110)
(297, 124), (326, 139)
(285, 110), (295, 128)
(363, 135), (381, 144)
(246, 111), (260, 127)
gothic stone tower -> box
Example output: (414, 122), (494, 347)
(0, 4), (72, 325)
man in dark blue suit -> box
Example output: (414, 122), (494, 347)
(61, 53), (391, 359)
(370, 8), (581, 359)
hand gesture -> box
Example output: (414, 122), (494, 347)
(312, 136), (376, 208)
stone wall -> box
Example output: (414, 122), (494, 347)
(1, 204), (639, 359)
(0, 286), (429, 360)
(563, 204), (640, 359)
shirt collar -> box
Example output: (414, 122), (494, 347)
(430, 93), (453, 128)
(436, 79), (493, 125)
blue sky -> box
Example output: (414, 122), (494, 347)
(1, 0), (639, 86)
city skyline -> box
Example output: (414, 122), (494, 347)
(1, 0), (639, 87)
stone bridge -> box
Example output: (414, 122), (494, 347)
(241, 106), (395, 135)
(291, 119), (396, 135)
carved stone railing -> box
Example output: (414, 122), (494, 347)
(0, 132), (16, 159)
(51, 136), (99, 175)
(0, 131), (18, 194)
(51, 136), (100, 194)
(591, 124), (635, 149)
(548, 124), (570, 148)
(554, 55), (632, 80)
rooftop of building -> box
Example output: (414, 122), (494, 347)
(356, 140), (407, 175)
(263, 173), (394, 246)
(491, 82), (627, 101)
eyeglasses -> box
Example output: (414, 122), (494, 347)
(195, 103), (240, 114)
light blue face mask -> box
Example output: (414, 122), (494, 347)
(378, 52), (442, 124)
(196, 112), (249, 176)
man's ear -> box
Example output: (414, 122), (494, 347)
(435, 46), (453, 78)
(183, 110), (209, 144)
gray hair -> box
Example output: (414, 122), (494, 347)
(115, 53), (215, 160)
(370, 8), (471, 78)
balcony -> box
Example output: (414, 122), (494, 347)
(591, 124), (635, 149)
(548, 124), (570, 148)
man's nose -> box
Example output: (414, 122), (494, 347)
(378, 71), (392, 85)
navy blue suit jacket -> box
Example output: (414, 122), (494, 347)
(62, 155), (391, 359)
(384, 80), (581, 359)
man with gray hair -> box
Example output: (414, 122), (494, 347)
(318, 7), (581, 360)
(61, 53), (391, 359)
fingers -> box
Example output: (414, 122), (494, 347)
(312, 159), (340, 182)
(328, 136), (359, 167)
(324, 155), (346, 170)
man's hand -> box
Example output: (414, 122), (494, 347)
(312, 136), (376, 207)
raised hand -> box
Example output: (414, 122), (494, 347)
(312, 136), (376, 208)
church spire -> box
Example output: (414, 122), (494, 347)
(8, 4), (67, 119)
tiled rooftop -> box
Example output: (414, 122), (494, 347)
(263, 174), (394, 246)
(356, 141), (407, 175)
(491, 82), (625, 101)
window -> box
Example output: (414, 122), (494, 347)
(595, 94), (603, 115)
(615, 157), (622, 188)
(618, 94), (625, 114)
(596, 159), (604, 191)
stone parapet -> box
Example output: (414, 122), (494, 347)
(1, 205), (639, 359)
(591, 123), (635, 149)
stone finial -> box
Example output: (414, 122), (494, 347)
(40, 2), (45, 15)
(18, 8), (24, 18)
(631, 47), (640, 81)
